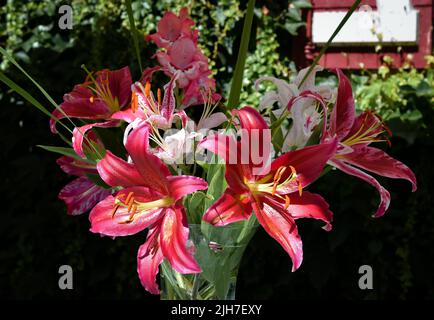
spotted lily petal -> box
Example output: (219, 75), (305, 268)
(89, 187), (164, 236)
(137, 225), (164, 295)
(203, 190), (252, 226)
(252, 195), (303, 272)
(160, 206), (201, 274)
(59, 176), (112, 216)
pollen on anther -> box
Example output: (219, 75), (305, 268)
(298, 181), (303, 197)
(157, 88), (162, 106)
(125, 192), (134, 206)
(284, 195), (291, 210)
(145, 81), (151, 98)
(111, 204), (120, 218)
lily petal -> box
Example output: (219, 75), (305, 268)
(161, 75), (178, 122)
(343, 145), (417, 192)
(331, 159), (391, 218)
(57, 156), (96, 176)
(72, 120), (119, 158)
(167, 176), (208, 201)
(255, 76), (297, 109)
(89, 187), (164, 236)
(287, 191), (333, 231)
(252, 196), (303, 272)
(160, 207), (201, 274)
(107, 66), (133, 109)
(198, 112), (227, 130)
(137, 225), (164, 295)
(330, 69), (355, 140)
(97, 151), (145, 187)
(199, 134), (250, 192)
(203, 190), (252, 226)
(233, 106), (268, 131)
(59, 176), (111, 216)
(50, 86), (110, 133)
(271, 138), (338, 192)
(125, 124), (171, 192)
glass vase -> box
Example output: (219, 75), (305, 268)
(160, 221), (257, 300)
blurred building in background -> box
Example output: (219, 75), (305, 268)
(294, 0), (433, 68)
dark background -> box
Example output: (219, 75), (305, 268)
(1, 0), (433, 299)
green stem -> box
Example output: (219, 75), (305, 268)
(125, 0), (143, 72)
(190, 274), (200, 300)
(227, 0), (255, 109)
(298, 0), (362, 88)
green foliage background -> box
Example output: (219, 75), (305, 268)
(1, 0), (433, 299)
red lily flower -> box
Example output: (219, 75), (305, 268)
(89, 124), (207, 294)
(323, 69), (417, 218)
(50, 67), (132, 157)
(200, 107), (337, 271)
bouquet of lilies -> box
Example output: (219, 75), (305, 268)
(0, 2), (417, 300)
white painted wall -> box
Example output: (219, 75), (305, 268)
(312, 0), (419, 46)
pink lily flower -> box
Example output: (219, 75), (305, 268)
(117, 75), (187, 130)
(89, 124), (207, 294)
(324, 69), (417, 218)
(50, 67), (133, 158)
(200, 107), (337, 271)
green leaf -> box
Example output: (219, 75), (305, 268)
(85, 173), (111, 189)
(269, 111), (284, 150)
(292, 0), (313, 9)
(227, 0), (256, 109)
(0, 71), (72, 136)
(185, 191), (211, 224)
(201, 155), (227, 237)
(125, 0), (143, 72)
(298, 0), (362, 87)
(37, 145), (95, 164)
